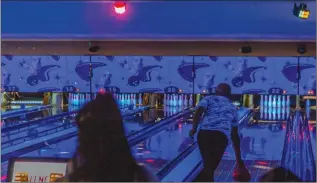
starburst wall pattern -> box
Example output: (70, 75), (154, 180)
(1, 56), (315, 94)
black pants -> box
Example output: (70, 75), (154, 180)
(197, 130), (229, 182)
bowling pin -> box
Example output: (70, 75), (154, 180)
(118, 94), (121, 105)
(264, 95), (268, 107)
(87, 93), (91, 103)
(68, 93), (72, 105)
(272, 95), (277, 108)
(74, 94), (77, 106)
(277, 95), (281, 108)
(138, 94), (142, 106)
(175, 94), (179, 106)
(281, 105), (285, 119)
(133, 94), (137, 106)
(282, 95), (286, 107)
(169, 94), (173, 106)
(268, 95), (272, 108)
(277, 107), (281, 120)
(173, 94), (177, 107)
(164, 106), (168, 117)
(68, 93), (74, 105)
(78, 93), (81, 105)
(272, 106), (276, 120)
(164, 94), (167, 106)
(173, 106), (177, 114)
(125, 94), (127, 106)
(268, 107), (272, 120)
(189, 94), (193, 107)
(74, 93), (77, 106)
(81, 94), (85, 105)
(184, 95), (188, 107)
(260, 104), (263, 119)
(127, 94), (131, 105)
(178, 94), (183, 106)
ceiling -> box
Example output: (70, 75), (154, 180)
(2, 1), (316, 41)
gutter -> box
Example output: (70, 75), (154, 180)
(1, 105), (52, 119)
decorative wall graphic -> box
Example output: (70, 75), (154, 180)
(75, 61), (106, 82)
(208, 56), (218, 62)
(257, 57), (267, 62)
(3, 55), (13, 61)
(177, 61), (210, 82)
(50, 55), (60, 61)
(230, 59), (267, 88)
(26, 60), (61, 86)
(1, 56), (315, 95)
(127, 64), (163, 87)
(282, 63), (315, 83)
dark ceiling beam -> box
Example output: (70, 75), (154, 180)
(1, 40), (315, 56)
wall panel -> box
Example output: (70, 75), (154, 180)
(1, 56), (315, 95)
(298, 57), (316, 95)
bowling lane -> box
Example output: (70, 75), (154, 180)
(133, 107), (251, 178)
(1, 106), (69, 129)
(213, 123), (316, 182)
(239, 104), (316, 161)
(1, 105), (32, 112)
(1, 117), (76, 149)
(131, 118), (193, 175)
(0, 107), (178, 178)
(1, 105), (51, 118)
(224, 122), (286, 161)
(223, 107), (289, 161)
(1, 106), (152, 149)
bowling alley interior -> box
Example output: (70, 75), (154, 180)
(1, 1), (316, 182)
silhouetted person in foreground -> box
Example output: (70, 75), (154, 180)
(259, 167), (302, 182)
(189, 83), (250, 182)
(60, 92), (157, 182)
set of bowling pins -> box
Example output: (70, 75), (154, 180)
(260, 95), (290, 120)
(113, 93), (142, 106)
(69, 93), (94, 106)
(164, 94), (194, 107)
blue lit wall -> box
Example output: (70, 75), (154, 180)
(1, 56), (315, 95)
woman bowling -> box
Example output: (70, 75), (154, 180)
(189, 83), (250, 182)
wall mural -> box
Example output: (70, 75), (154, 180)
(1, 56), (316, 95)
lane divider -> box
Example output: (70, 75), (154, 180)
(2, 106), (149, 149)
(1, 105), (52, 119)
(1, 106), (148, 162)
(128, 108), (195, 146)
(2, 104), (135, 133)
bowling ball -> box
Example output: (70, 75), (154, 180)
(233, 165), (251, 182)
